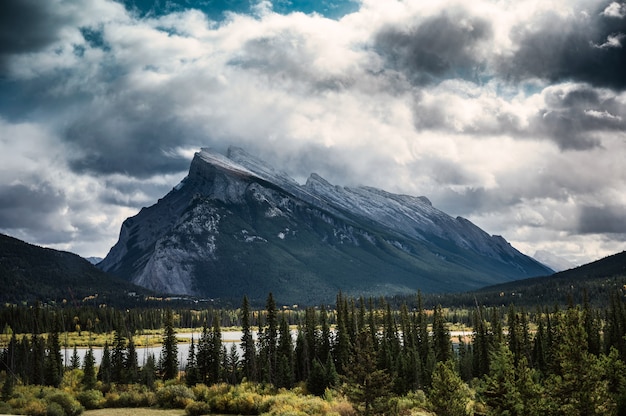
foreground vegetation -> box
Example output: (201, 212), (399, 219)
(3, 288), (626, 415)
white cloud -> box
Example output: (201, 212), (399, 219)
(602, 1), (626, 18)
(0, 0), (625, 265)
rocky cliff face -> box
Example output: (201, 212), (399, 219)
(99, 147), (553, 304)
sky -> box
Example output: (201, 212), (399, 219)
(0, 0), (625, 266)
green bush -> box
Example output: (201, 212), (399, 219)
(76, 389), (105, 410)
(328, 401), (356, 416)
(0, 401), (13, 415)
(156, 384), (196, 409)
(22, 399), (47, 416)
(261, 393), (331, 416)
(193, 382), (231, 402)
(47, 392), (84, 416)
(233, 391), (265, 414)
(46, 402), (66, 416)
(185, 400), (212, 416)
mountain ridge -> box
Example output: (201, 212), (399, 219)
(99, 147), (552, 304)
(0, 233), (150, 304)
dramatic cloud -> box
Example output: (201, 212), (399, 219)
(0, 0), (624, 265)
(579, 205), (626, 234)
(374, 10), (493, 86)
(500, 2), (626, 90)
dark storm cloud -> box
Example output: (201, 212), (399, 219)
(0, 0), (77, 72)
(64, 98), (203, 178)
(374, 10), (492, 86)
(578, 205), (626, 234)
(526, 84), (626, 150)
(500, 1), (626, 90)
(0, 182), (66, 230)
(410, 82), (626, 150)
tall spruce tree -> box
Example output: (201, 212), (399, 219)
(240, 295), (257, 381)
(432, 304), (451, 363)
(69, 345), (81, 370)
(334, 292), (352, 375)
(343, 331), (393, 416)
(44, 326), (63, 387)
(161, 309), (179, 381)
(82, 346), (96, 390)
(125, 336), (139, 383)
(111, 330), (126, 383)
(206, 315), (222, 385)
(256, 293), (278, 384)
(185, 337), (200, 386)
(429, 360), (473, 416)
(98, 342), (111, 384)
(141, 353), (157, 388)
(547, 307), (615, 415)
(277, 313), (294, 389)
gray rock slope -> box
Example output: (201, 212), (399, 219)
(99, 147), (553, 304)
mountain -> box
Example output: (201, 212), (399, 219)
(99, 147), (552, 304)
(85, 256), (103, 265)
(435, 251), (626, 308)
(0, 233), (150, 304)
(533, 250), (576, 272)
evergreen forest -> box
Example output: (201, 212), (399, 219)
(2, 289), (626, 415)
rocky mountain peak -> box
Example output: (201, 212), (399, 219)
(99, 146), (553, 304)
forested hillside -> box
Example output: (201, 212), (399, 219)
(406, 251), (626, 308)
(0, 233), (151, 305)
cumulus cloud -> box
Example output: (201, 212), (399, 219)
(578, 205), (626, 234)
(373, 10), (493, 86)
(0, 0), (624, 264)
(499, 2), (626, 90)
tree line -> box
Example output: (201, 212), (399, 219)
(3, 290), (626, 415)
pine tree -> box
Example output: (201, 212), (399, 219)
(265, 292), (278, 384)
(197, 323), (210, 383)
(161, 309), (179, 381)
(111, 330), (126, 383)
(98, 342), (111, 384)
(532, 310), (548, 374)
(206, 315), (222, 385)
(185, 337), (200, 386)
(240, 295), (257, 381)
(82, 346), (96, 390)
(44, 326), (63, 387)
(141, 353), (157, 388)
(472, 307), (492, 378)
(304, 307), (318, 374)
(295, 328), (309, 382)
(432, 304), (451, 363)
(343, 331), (393, 416)
(69, 345), (81, 370)
(334, 292), (352, 375)
(125, 336), (139, 383)
(307, 359), (327, 396)
(479, 345), (523, 416)
(276, 313), (294, 389)
(1, 372), (14, 400)
(429, 360), (473, 416)
(225, 344), (239, 385)
(415, 291), (431, 377)
(546, 307), (615, 415)
(319, 305), (332, 364)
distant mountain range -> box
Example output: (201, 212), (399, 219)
(1, 233), (622, 308)
(533, 250), (576, 272)
(0, 233), (149, 305)
(98, 147), (552, 304)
